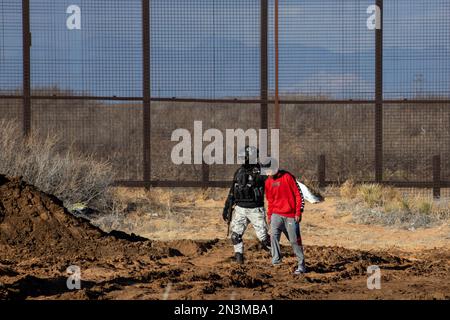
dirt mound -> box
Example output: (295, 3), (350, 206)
(0, 175), (155, 263)
(0, 175), (105, 249)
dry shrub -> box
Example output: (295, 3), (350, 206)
(356, 184), (384, 208)
(0, 120), (115, 210)
(340, 179), (357, 199)
(90, 187), (229, 238)
(338, 180), (450, 228)
(356, 184), (402, 208)
(114, 187), (227, 215)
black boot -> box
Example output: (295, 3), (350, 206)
(235, 252), (244, 264)
(261, 237), (271, 252)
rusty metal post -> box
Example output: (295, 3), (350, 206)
(274, 0), (280, 129)
(260, 0), (268, 130)
(375, 0), (383, 183)
(142, 0), (151, 187)
(22, 0), (31, 137)
(433, 155), (441, 199)
(318, 154), (326, 188)
(202, 162), (210, 187)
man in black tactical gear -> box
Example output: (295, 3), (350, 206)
(222, 145), (271, 264)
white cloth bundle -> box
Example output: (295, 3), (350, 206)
(296, 180), (323, 204)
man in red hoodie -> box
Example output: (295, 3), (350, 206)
(263, 158), (306, 274)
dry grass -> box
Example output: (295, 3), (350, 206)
(338, 180), (450, 228)
(89, 187), (227, 239)
(0, 119), (115, 210)
(88, 186), (450, 247)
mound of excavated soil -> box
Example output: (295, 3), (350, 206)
(0, 175), (104, 248)
(0, 175), (154, 262)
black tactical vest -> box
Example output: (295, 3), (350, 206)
(233, 165), (265, 208)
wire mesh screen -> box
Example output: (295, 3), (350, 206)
(150, 101), (261, 182)
(31, 99), (143, 181)
(383, 0), (450, 100)
(0, 0), (449, 190)
(30, 0), (142, 97)
(205, 103), (261, 182)
(150, 0), (260, 99)
(383, 103), (450, 182)
(0, 0), (22, 95)
(268, 0), (375, 101)
(269, 103), (375, 182)
(0, 99), (23, 129)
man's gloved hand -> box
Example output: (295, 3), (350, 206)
(223, 208), (230, 222)
(295, 215), (302, 223)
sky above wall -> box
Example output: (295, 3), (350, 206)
(0, 0), (449, 99)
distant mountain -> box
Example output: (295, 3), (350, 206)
(1, 5), (449, 100)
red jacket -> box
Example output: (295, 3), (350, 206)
(265, 171), (304, 221)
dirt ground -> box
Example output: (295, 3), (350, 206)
(0, 177), (449, 300)
(110, 188), (450, 252)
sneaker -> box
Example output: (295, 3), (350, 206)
(293, 265), (307, 275)
(235, 253), (244, 264)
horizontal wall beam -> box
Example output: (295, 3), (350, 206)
(114, 180), (450, 189)
(114, 180), (232, 188)
(2, 95), (450, 105)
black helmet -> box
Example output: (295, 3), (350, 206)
(237, 145), (259, 165)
